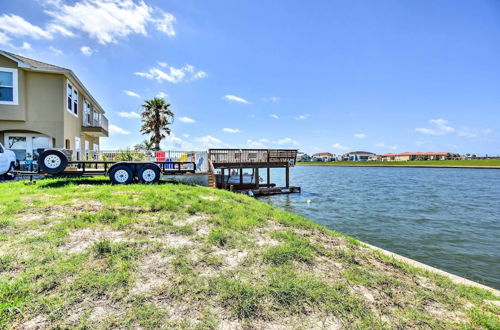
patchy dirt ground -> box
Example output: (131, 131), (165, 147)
(0, 178), (498, 329)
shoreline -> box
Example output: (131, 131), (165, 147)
(362, 242), (500, 296)
(297, 164), (500, 169)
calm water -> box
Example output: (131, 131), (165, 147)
(258, 166), (500, 289)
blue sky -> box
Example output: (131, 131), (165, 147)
(1, 0), (499, 155)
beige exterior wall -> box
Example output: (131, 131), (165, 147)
(395, 155), (411, 161)
(0, 68), (65, 148)
(0, 55), (27, 121)
(1, 54), (104, 159)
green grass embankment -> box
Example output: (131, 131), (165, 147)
(0, 178), (498, 328)
(298, 159), (500, 167)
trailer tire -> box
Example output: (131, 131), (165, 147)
(109, 164), (134, 184)
(138, 164), (160, 184)
(2, 163), (16, 180)
(39, 150), (68, 174)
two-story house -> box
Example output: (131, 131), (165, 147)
(0, 50), (108, 167)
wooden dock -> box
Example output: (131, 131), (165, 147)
(208, 149), (300, 196)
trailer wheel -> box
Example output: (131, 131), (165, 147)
(138, 164), (160, 184)
(2, 163), (16, 180)
(39, 150), (68, 174)
(109, 164), (134, 184)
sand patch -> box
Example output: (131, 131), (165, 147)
(131, 253), (173, 295)
(200, 195), (218, 201)
(61, 228), (127, 254)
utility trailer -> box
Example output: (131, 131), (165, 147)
(17, 149), (196, 184)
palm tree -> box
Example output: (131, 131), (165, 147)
(140, 97), (174, 151)
(134, 139), (154, 152)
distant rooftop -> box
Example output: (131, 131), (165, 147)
(312, 152), (334, 157)
(347, 151), (376, 155)
(382, 152), (449, 156)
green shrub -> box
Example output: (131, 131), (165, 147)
(115, 148), (146, 161)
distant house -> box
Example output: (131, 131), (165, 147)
(296, 152), (311, 162)
(0, 50), (108, 168)
(311, 152), (334, 162)
(381, 152), (449, 161)
(345, 151), (376, 161)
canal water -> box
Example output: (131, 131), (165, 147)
(258, 166), (500, 290)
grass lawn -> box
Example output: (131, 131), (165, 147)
(298, 159), (500, 167)
(0, 178), (498, 328)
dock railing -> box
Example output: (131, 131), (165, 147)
(208, 149), (298, 167)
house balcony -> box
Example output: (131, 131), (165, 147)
(82, 114), (108, 137)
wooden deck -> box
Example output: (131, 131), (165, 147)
(208, 149), (300, 195)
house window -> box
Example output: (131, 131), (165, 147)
(83, 100), (91, 125)
(74, 136), (81, 160)
(0, 67), (18, 105)
(67, 83), (78, 116)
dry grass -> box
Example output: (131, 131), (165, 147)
(0, 177), (498, 329)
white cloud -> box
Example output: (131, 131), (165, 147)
(263, 96), (280, 102)
(456, 128), (477, 138)
(178, 116), (196, 123)
(246, 139), (266, 148)
(191, 71), (208, 80)
(156, 91), (167, 98)
(456, 126), (492, 138)
(109, 124), (131, 135)
(223, 95), (250, 104)
(270, 114), (279, 119)
(13, 42), (32, 51)
(160, 133), (193, 150)
(354, 133), (366, 139)
(49, 46), (63, 55)
(80, 46), (93, 56)
(117, 111), (140, 119)
(1, 0), (177, 45)
(124, 90), (141, 98)
(275, 137), (299, 146)
(182, 133), (190, 138)
(153, 13), (176, 36)
(375, 142), (398, 150)
(0, 31), (11, 45)
(415, 119), (454, 135)
(193, 135), (228, 148)
(295, 114), (310, 120)
(45, 0), (176, 44)
(135, 63), (207, 83)
(332, 143), (349, 150)
(0, 14), (53, 39)
(222, 128), (241, 133)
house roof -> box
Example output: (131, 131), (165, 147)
(312, 152), (333, 157)
(382, 152), (449, 156)
(3, 51), (68, 71)
(347, 151), (375, 155)
(0, 50), (105, 113)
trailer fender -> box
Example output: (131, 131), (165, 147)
(39, 150), (69, 174)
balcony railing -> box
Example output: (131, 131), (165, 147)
(82, 112), (109, 136)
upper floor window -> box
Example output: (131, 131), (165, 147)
(0, 67), (18, 105)
(67, 82), (78, 116)
(83, 99), (91, 125)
